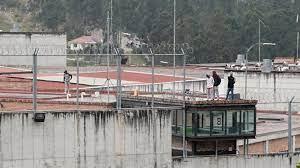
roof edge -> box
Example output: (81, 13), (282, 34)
(0, 32), (66, 35)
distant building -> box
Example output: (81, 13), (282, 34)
(68, 35), (102, 51)
(120, 32), (133, 54)
(273, 56), (295, 64)
(0, 32), (67, 66)
(68, 30), (103, 51)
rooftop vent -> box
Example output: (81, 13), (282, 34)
(261, 59), (272, 73)
(236, 54), (245, 65)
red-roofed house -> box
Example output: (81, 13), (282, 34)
(68, 30), (103, 51)
(69, 35), (102, 51)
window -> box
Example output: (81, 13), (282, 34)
(176, 110), (184, 135)
(241, 110), (255, 135)
(186, 112), (193, 136)
(196, 111), (211, 136)
(226, 110), (240, 135)
(172, 108), (256, 138)
(211, 111), (226, 135)
(172, 110), (177, 134)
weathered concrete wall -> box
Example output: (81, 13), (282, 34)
(223, 71), (300, 111)
(0, 32), (66, 66)
(173, 154), (300, 168)
(0, 109), (171, 168)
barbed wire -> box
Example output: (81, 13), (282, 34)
(142, 43), (194, 54)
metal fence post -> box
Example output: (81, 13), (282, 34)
(114, 48), (121, 111)
(32, 49), (39, 113)
(149, 48), (154, 108)
(244, 52), (248, 99)
(288, 96), (295, 158)
(76, 51), (80, 112)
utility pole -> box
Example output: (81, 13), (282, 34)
(288, 96), (295, 156)
(172, 0), (176, 98)
(76, 51), (79, 112)
(288, 96), (295, 168)
(259, 19), (261, 63)
(110, 0), (113, 48)
(297, 14), (299, 60)
(244, 43), (276, 99)
(107, 10), (110, 102)
(182, 48), (187, 158)
(258, 19), (267, 63)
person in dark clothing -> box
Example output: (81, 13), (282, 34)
(226, 72), (235, 100)
(212, 71), (221, 100)
(63, 70), (73, 94)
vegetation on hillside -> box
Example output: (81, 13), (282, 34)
(1, 0), (300, 63)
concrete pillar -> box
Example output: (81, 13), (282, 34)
(264, 140), (269, 154)
(293, 135), (296, 153)
(215, 140), (218, 157)
(236, 141), (239, 155)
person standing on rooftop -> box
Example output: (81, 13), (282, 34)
(226, 72), (235, 100)
(206, 74), (214, 100)
(212, 71), (221, 100)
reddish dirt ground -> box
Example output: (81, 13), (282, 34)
(0, 102), (108, 111)
(0, 67), (24, 73)
(80, 71), (190, 83)
(0, 76), (87, 93)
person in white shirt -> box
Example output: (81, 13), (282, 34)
(63, 70), (73, 94)
(206, 74), (214, 100)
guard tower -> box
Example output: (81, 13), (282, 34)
(122, 94), (257, 156)
(172, 100), (256, 155)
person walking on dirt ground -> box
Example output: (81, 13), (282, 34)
(226, 72), (235, 100)
(212, 71), (221, 100)
(63, 70), (72, 94)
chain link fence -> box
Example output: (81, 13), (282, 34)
(0, 44), (202, 112)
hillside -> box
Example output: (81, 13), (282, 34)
(0, 0), (299, 63)
(0, 0), (38, 32)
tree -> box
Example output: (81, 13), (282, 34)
(6, 0), (300, 63)
(37, 0), (66, 31)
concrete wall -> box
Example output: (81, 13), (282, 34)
(0, 109), (172, 168)
(224, 71), (300, 111)
(239, 134), (300, 155)
(173, 154), (300, 168)
(0, 32), (66, 66)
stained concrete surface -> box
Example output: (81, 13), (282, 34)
(0, 109), (172, 168)
(173, 154), (300, 168)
